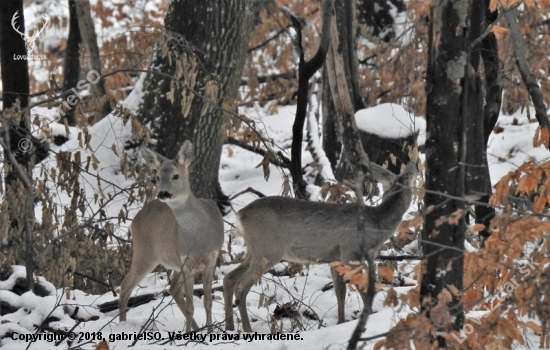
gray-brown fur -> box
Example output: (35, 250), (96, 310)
(119, 141), (224, 332)
(223, 162), (417, 332)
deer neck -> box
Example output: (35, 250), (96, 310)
(164, 192), (196, 213)
(378, 181), (412, 223)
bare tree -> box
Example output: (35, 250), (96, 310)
(73, 0), (110, 119)
(61, 0), (82, 126)
(0, 0), (46, 291)
(137, 0), (255, 211)
(420, 0), (468, 343)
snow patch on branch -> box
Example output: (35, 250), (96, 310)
(355, 103), (426, 144)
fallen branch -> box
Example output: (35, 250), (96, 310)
(99, 285), (224, 313)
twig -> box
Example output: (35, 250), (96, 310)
(376, 255), (424, 261)
(225, 137), (290, 168)
(72, 270), (114, 293)
(247, 27), (291, 53)
(240, 71), (296, 86)
(229, 187), (266, 200)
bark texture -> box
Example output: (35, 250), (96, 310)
(62, 0), (82, 126)
(138, 0), (255, 210)
(289, 0), (332, 198)
(0, 0), (35, 291)
(475, 2), (501, 243)
(74, 0), (110, 118)
(420, 0), (467, 340)
(322, 0), (364, 174)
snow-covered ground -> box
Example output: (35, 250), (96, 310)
(0, 90), (548, 349)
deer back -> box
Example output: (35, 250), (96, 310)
(236, 161), (416, 263)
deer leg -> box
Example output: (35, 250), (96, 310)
(223, 253), (252, 331)
(170, 268), (199, 332)
(202, 252), (218, 332)
(330, 266), (347, 324)
(119, 255), (157, 322)
(234, 255), (276, 333)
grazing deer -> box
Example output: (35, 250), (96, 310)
(119, 141), (224, 332)
(223, 162), (417, 332)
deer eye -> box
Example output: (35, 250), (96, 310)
(173, 175), (179, 180)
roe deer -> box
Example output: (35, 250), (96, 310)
(223, 162), (417, 332)
(119, 141), (224, 332)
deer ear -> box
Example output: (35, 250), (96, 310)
(141, 148), (162, 168)
(177, 140), (194, 166)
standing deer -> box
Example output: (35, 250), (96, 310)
(224, 162), (417, 332)
(119, 141), (224, 332)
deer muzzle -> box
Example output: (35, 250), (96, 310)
(157, 191), (172, 200)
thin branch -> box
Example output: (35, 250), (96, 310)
(240, 71), (296, 86)
(376, 255), (424, 261)
(225, 137), (290, 168)
(503, 5), (550, 130)
(229, 187), (266, 200)
(247, 27), (290, 53)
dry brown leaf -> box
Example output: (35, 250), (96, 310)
(524, 320), (542, 334)
(378, 265), (394, 282)
(490, 25), (509, 35)
(533, 195), (547, 213)
(255, 152), (271, 181)
(470, 223), (486, 232)
(383, 288), (399, 307)
(349, 272), (368, 288)
(533, 125), (550, 148)
(94, 340), (109, 350)
(446, 284), (461, 297)
(448, 209), (464, 225)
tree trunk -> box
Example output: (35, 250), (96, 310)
(462, 0), (486, 196)
(334, 0), (364, 111)
(289, 0), (332, 198)
(420, 0), (467, 343)
(137, 0), (255, 211)
(73, 0), (111, 119)
(325, 15), (370, 178)
(62, 0), (82, 126)
(1, 0), (31, 186)
(0, 0), (33, 291)
(321, 66), (342, 169)
(322, 0), (364, 175)
(475, 4), (502, 243)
